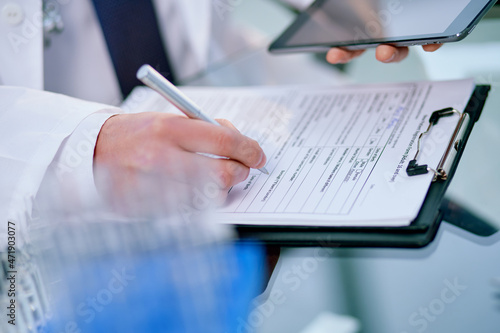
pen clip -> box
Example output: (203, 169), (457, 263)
(406, 107), (469, 182)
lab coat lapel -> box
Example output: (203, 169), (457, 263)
(0, 0), (43, 89)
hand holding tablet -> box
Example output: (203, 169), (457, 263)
(270, 0), (496, 63)
(326, 43), (442, 64)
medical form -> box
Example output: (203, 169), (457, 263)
(129, 79), (475, 227)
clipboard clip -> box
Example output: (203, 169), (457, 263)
(406, 107), (470, 181)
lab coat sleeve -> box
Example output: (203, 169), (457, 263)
(0, 86), (119, 249)
(36, 110), (119, 215)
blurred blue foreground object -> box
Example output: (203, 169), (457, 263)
(34, 220), (265, 333)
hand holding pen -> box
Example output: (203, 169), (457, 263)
(92, 66), (268, 213)
(137, 64), (269, 175)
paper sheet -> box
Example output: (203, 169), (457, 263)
(128, 79), (475, 226)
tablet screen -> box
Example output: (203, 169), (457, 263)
(279, 0), (493, 48)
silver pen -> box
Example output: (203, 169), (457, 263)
(136, 64), (269, 175)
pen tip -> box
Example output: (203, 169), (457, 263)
(259, 167), (269, 175)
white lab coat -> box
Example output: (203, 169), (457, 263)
(0, 0), (264, 247)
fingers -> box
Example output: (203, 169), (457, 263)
(422, 43), (442, 52)
(158, 154), (248, 204)
(326, 48), (365, 64)
(327, 43), (442, 65)
(375, 44), (441, 62)
(216, 118), (240, 132)
(375, 45), (409, 63)
(158, 152), (251, 205)
(165, 117), (267, 170)
(166, 151), (251, 189)
(206, 157), (251, 190)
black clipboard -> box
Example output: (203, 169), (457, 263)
(236, 85), (492, 248)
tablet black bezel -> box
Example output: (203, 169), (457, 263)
(269, 0), (496, 53)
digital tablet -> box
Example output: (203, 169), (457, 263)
(269, 0), (496, 53)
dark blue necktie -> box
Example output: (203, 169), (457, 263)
(91, 0), (177, 98)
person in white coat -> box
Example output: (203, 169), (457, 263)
(0, 0), (436, 245)
(1, 2), (271, 330)
(0, 0), (270, 247)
